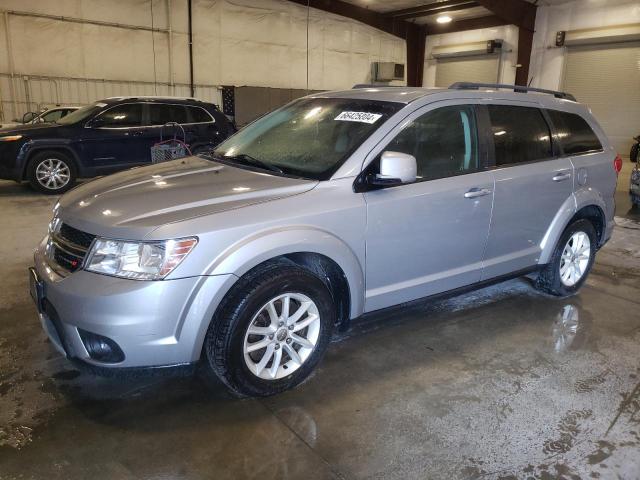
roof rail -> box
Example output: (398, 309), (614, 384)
(449, 82), (576, 102)
(352, 84), (398, 89)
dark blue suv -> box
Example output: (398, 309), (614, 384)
(0, 96), (235, 194)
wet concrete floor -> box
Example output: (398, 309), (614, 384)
(0, 168), (639, 479)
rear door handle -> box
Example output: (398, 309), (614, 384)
(552, 172), (572, 182)
(464, 188), (492, 199)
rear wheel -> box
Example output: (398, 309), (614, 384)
(203, 262), (335, 397)
(27, 151), (77, 194)
(535, 219), (597, 296)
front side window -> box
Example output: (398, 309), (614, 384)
(147, 104), (190, 126)
(383, 105), (479, 181)
(97, 104), (143, 128)
(546, 109), (602, 155)
(488, 105), (552, 166)
(212, 98), (402, 180)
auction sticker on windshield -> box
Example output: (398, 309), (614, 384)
(334, 111), (383, 124)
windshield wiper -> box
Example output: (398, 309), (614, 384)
(222, 153), (284, 174)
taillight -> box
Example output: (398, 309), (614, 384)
(614, 154), (622, 175)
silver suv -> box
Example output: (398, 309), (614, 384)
(30, 83), (618, 396)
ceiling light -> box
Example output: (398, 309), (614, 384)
(437, 15), (452, 24)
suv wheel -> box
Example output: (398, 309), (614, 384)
(535, 219), (597, 296)
(204, 262), (335, 396)
(27, 151), (77, 194)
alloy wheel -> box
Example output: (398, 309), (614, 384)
(559, 231), (591, 287)
(35, 158), (71, 190)
(243, 292), (321, 380)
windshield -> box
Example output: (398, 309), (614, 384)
(210, 97), (401, 180)
(56, 103), (106, 125)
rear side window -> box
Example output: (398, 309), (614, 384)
(98, 103), (143, 128)
(188, 106), (213, 123)
(147, 104), (189, 125)
(546, 109), (602, 155)
(385, 105), (479, 181)
(488, 105), (552, 166)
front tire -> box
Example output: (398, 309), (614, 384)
(26, 151), (77, 194)
(535, 219), (597, 297)
(204, 262), (335, 397)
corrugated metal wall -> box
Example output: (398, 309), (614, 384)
(0, 0), (406, 122)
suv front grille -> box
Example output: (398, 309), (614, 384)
(47, 223), (96, 274)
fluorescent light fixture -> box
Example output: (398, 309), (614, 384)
(437, 15), (452, 24)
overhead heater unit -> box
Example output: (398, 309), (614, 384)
(372, 62), (405, 82)
(432, 39), (503, 58)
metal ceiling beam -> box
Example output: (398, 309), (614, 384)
(475, 0), (537, 85)
(427, 14), (509, 34)
(386, 1), (479, 20)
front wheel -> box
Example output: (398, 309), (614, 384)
(203, 262), (335, 397)
(26, 151), (77, 194)
(535, 219), (597, 297)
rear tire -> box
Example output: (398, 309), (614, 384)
(535, 219), (597, 297)
(203, 262), (335, 397)
(26, 150), (77, 195)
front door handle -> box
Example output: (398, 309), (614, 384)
(552, 172), (572, 182)
(464, 188), (492, 199)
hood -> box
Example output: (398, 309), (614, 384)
(0, 123), (61, 135)
(58, 156), (318, 239)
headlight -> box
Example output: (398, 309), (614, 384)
(0, 135), (23, 142)
(85, 237), (198, 280)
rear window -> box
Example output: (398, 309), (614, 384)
(488, 105), (552, 166)
(188, 106), (213, 123)
(546, 109), (602, 155)
(147, 104), (189, 125)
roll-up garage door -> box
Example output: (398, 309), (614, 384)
(563, 42), (640, 157)
(435, 55), (499, 88)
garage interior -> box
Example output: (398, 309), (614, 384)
(1, 0), (639, 478)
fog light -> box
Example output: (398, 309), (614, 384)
(78, 329), (125, 363)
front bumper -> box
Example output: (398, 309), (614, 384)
(32, 237), (237, 368)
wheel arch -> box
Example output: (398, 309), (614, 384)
(539, 192), (607, 264)
(22, 144), (81, 180)
(203, 227), (364, 320)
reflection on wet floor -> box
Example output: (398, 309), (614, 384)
(0, 215), (639, 478)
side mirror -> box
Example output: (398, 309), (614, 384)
(368, 151), (417, 187)
(22, 112), (37, 124)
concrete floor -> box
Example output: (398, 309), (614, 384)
(0, 161), (639, 479)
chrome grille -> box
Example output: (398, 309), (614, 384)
(46, 223), (96, 274)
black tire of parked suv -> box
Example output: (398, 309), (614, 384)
(534, 219), (597, 297)
(26, 150), (77, 195)
(203, 261), (336, 397)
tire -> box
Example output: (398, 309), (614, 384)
(203, 261), (336, 397)
(630, 143), (639, 163)
(535, 219), (597, 297)
(26, 150), (77, 195)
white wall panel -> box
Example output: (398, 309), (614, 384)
(0, 0), (405, 121)
(423, 25), (518, 87)
(529, 0), (640, 91)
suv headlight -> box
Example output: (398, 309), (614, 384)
(85, 237), (198, 280)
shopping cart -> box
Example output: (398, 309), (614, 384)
(150, 122), (192, 164)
